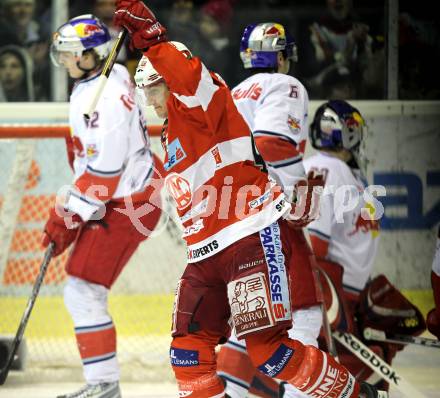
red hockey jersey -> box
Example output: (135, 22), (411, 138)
(145, 43), (290, 262)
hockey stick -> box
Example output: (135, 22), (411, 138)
(321, 302), (339, 359)
(314, 267), (339, 359)
(364, 327), (440, 349)
(83, 29), (128, 120)
(333, 330), (426, 398)
(0, 243), (55, 385)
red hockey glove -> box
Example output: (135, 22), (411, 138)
(286, 169), (325, 227)
(427, 308), (440, 340)
(358, 274), (426, 338)
(114, 0), (167, 49)
(42, 207), (83, 257)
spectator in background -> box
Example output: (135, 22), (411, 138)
(92, 0), (129, 64)
(302, 0), (383, 99)
(0, 45), (34, 101)
(198, 0), (234, 84)
(0, 0), (51, 100)
(399, 12), (440, 99)
(360, 35), (385, 98)
(0, 0), (40, 47)
(320, 64), (357, 99)
(166, 0), (201, 56)
(27, 29), (50, 100)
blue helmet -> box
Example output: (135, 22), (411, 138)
(50, 14), (111, 67)
(310, 100), (365, 166)
(240, 22), (297, 69)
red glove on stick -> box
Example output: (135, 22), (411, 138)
(42, 207), (83, 257)
(286, 170), (325, 228)
(114, 0), (167, 49)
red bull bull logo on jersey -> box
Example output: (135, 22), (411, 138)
(287, 115), (300, 132)
(349, 202), (380, 237)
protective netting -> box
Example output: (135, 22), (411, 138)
(0, 134), (185, 382)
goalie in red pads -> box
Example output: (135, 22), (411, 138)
(42, 14), (162, 398)
(427, 225), (440, 339)
(305, 100), (425, 391)
(115, 2), (384, 397)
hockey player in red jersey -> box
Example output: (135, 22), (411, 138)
(427, 226), (440, 339)
(42, 14), (163, 398)
(115, 1), (385, 397)
(215, 22), (324, 398)
(305, 100), (425, 391)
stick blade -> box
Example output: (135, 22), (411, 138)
(0, 367), (9, 385)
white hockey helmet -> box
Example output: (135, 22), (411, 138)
(310, 99), (366, 171)
(240, 22), (298, 69)
(50, 14), (111, 67)
(134, 41), (192, 88)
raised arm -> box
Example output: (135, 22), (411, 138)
(114, 1), (228, 133)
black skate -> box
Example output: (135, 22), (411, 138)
(359, 382), (388, 398)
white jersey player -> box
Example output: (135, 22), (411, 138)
(217, 22), (324, 398)
(304, 100), (380, 302)
(306, 102), (427, 394)
(305, 100), (390, 389)
(43, 15), (162, 398)
(232, 43), (308, 202)
(305, 152), (379, 292)
(67, 61), (154, 215)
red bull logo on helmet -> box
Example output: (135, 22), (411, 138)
(265, 23), (285, 39)
(345, 111), (364, 129)
(74, 23), (103, 38)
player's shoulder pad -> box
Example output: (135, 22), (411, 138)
(280, 73), (305, 88)
(269, 73), (306, 90)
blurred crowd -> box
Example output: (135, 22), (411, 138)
(0, 0), (439, 102)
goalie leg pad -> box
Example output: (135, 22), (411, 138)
(427, 270), (440, 339)
(288, 227), (322, 309)
(64, 276), (119, 383)
(317, 260), (356, 333)
(427, 309), (440, 340)
(66, 201), (161, 288)
(245, 328), (359, 398)
(171, 331), (225, 397)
